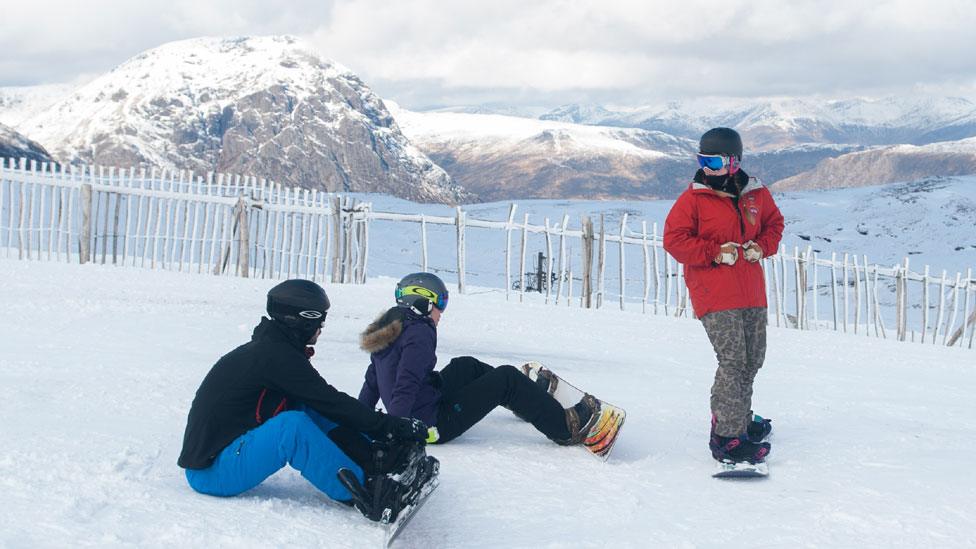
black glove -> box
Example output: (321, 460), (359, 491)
(385, 416), (428, 443)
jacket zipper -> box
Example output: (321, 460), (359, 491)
(730, 195), (745, 237)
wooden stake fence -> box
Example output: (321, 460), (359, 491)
(1, 158), (973, 350)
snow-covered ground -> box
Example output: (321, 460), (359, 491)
(1, 258), (974, 548)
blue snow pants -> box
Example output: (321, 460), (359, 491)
(184, 409), (365, 502)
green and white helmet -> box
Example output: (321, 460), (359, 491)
(395, 272), (449, 316)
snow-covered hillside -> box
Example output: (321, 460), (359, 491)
(1, 258), (973, 548)
(0, 83), (76, 127)
(390, 104), (695, 201)
(775, 138), (976, 191)
(14, 36), (462, 204)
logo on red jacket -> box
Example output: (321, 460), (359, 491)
(746, 206), (760, 225)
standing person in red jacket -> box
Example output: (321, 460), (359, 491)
(663, 127), (784, 466)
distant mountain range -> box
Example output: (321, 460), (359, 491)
(2, 35), (976, 202)
(539, 96), (976, 150)
(390, 104), (696, 200)
(534, 97), (976, 194)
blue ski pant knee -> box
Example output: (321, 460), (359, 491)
(700, 307), (767, 437)
(184, 409), (365, 502)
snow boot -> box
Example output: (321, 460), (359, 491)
(746, 414), (772, 443)
(560, 394), (599, 445)
(521, 362), (558, 395)
(338, 440), (440, 524)
(709, 433), (770, 464)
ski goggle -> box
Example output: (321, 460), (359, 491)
(396, 285), (449, 311)
(697, 153), (740, 173)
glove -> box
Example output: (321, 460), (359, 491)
(742, 241), (763, 263)
(385, 416), (428, 443)
(714, 242), (739, 265)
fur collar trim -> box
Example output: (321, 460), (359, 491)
(360, 308), (405, 353)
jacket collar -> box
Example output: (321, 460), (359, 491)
(252, 317), (307, 351)
(691, 177), (764, 197)
(360, 307), (435, 353)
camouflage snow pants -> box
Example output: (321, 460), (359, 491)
(700, 307), (768, 437)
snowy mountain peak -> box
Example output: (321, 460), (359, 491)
(20, 35), (464, 203)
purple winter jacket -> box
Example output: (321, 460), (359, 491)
(358, 309), (442, 427)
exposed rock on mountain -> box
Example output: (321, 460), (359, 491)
(0, 123), (52, 165)
(774, 138), (976, 190)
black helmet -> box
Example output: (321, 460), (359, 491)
(395, 272), (449, 316)
(699, 127), (743, 160)
(267, 279), (330, 341)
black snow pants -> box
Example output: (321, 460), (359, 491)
(431, 356), (571, 444)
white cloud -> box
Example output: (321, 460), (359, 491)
(1, 0), (975, 107)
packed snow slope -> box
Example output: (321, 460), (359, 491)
(1, 259), (973, 548)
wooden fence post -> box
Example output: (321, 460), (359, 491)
(641, 221), (650, 314)
(420, 214), (429, 272)
(519, 213), (528, 303)
(544, 218), (553, 304)
(331, 195), (342, 283)
(947, 269), (973, 347)
(934, 270), (947, 344)
(79, 183), (93, 264)
(456, 206), (466, 294)
(597, 215), (606, 309)
(360, 203), (370, 284)
(618, 213), (628, 311)
(239, 196), (250, 278)
(556, 213), (569, 306)
(921, 265), (930, 343)
(581, 216), (593, 309)
(346, 198), (357, 283)
(652, 222), (660, 315)
(901, 258), (911, 341)
(504, 204), (517, 301)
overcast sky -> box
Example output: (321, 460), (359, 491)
(2, 0), (975, 109)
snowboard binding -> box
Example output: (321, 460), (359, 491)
(522, 361), (558, 395)
(338, 440), (440, 524)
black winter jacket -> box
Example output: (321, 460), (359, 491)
(178, 317), (392, 469)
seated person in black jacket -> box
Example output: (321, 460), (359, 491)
(178, 279), (427, 516)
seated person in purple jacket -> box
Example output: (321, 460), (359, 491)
(357, 272), (595, 445)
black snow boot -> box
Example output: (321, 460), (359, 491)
(709, 433), (770, 464)
(746, 414), (773, 443)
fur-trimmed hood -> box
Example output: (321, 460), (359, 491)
(360, 307), (407, 353)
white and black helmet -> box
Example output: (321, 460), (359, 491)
(395, 272), (449, 316)
(267, 279), (330, 338)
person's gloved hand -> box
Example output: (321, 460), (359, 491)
(742, 241), (763, 263)
(714, 242), (739, 265)
(385, 416), (428, 443)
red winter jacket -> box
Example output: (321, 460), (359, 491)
(663, 178), (784, 318)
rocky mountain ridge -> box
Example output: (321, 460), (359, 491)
(14, 36), (464, 204)
(0, 123), (52, 165)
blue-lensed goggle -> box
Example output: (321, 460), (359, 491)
(697, 153), (740, 173)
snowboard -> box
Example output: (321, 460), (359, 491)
(712, 460), (769, 479)
(383, 473), (439, 547)
(520, 361), (626, 461)
(339, 447), (440, 548)
(712, 415), (771, 479)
